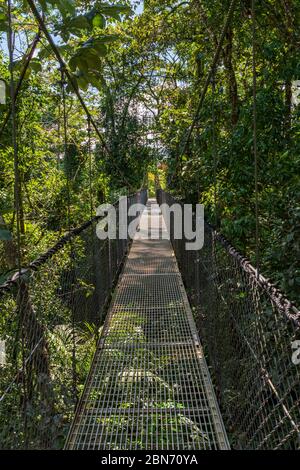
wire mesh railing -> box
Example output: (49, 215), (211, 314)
(0, 190), (147, 449)
(156, 189), (300, 450)
(65, 199), (229, 450)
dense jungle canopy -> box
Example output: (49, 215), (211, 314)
(0, 0), (299, 305)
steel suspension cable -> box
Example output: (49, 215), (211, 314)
(168, 0), (238, 186)
(252, 0), (260, 276)
(26, 0), (108, 153)
(60, 72), (71, 232)
(0, 30), (41, 141)
(211, 72), (218, 228)
(175, 0), (238, 166)
(26, 0), (132, 189)
(87, 117), (93, 220)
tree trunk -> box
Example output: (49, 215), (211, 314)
(223, 29), (239, 127)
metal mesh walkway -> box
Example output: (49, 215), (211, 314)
(65, 199), (229, 450)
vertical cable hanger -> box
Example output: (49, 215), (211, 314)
(60, 67), (77, 404)
(27, 0), (133, 190)
(57, 97), (61, 170)
(87, 116), (93, 220)
(168, 0), (239, 188)
(7, 0), (21, 274)
(252, 0), (260, 277)
(87, 116), (96, 321)
(211, 69), (218, 228)
(60, 69), (71, 232)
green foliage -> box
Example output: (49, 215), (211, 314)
(0, 0), (299, 449)
(133, 0), (300, 305)
(0, 0), (155, 282)
(0, 0), (298, 302)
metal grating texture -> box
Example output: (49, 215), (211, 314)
(65, 199), (229, 450)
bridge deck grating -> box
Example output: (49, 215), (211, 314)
(65, 199), (229, 450)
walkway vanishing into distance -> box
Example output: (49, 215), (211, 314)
(65, 199), (229, 450)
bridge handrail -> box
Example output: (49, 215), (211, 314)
(157, 188), (300, 450)
(0, 189), (148, 297)
(156, 188), (300, 324)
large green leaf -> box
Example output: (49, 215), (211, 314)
(93, 13), (106, 29)
(89, 43), (107, 57)
(69, 15), (90, 30)
(29, 59), (42, 73)
(84, 52), (103, 70)
(76, 73), (89, 91)
(86, 73), (103, 90)
(69, 53), (89, 73)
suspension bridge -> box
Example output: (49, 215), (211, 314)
(65, 198), (229, 450)
(0, 0), (300, 452)
(0, 189), (299, 450)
